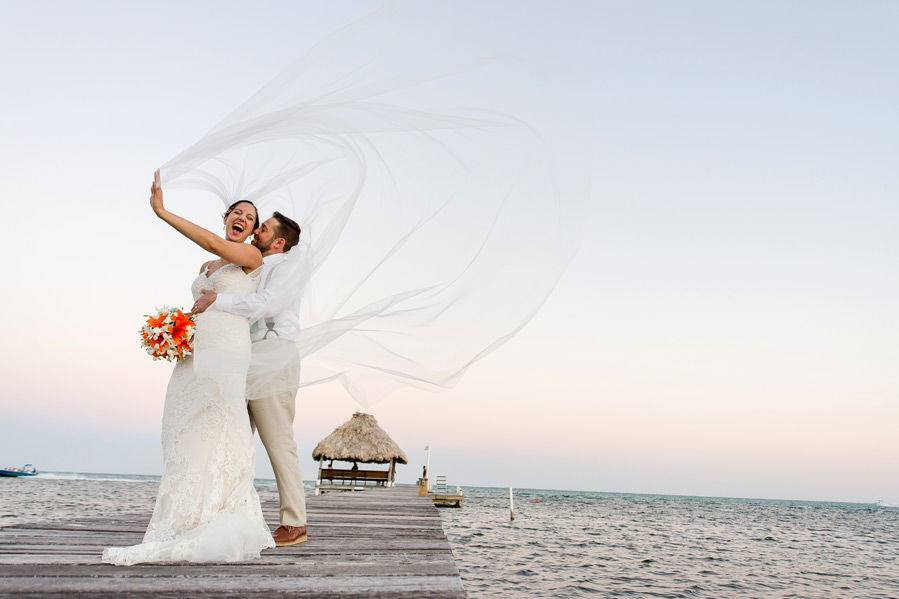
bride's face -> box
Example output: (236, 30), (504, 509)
(223, 202), (257, 243)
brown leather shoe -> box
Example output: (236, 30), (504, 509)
(273, 525), (308, 547)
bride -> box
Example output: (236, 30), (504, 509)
(103, 171), (275, 565)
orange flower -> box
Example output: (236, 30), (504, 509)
(146, 313), (169, 330)
(170, 310), (195, 344)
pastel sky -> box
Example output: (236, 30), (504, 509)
(2, 1), (897, 503)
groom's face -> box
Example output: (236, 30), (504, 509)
(251, 217), (282, 255)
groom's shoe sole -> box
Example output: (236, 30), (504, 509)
(275, 533), (307, 547)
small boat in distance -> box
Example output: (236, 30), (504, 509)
(0, 464), (37, 477)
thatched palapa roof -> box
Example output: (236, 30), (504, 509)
(312, 412), (408, 464)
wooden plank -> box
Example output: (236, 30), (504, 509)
(0, 560), (462, 578)
(0, 575), (466, 595)
(3, 518), (444, 535)
(0, 540), (456, 554)
(0, 485), (466, 598)
(0, 524), (447, 540)
(0, 551), (456, 566)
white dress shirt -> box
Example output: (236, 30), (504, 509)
(214, 252), (301, 343)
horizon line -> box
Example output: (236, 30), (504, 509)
(30, 470), (893, 507)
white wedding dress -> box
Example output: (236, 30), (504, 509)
(103, 264), (275, 565)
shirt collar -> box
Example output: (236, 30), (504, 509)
(263, 252), (287, 266)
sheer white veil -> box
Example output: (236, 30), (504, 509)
(159, 3), (589, 406)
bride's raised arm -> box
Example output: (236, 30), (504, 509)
(149, 170), (262, 270)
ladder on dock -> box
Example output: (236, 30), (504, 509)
(431, 475), (464, 508)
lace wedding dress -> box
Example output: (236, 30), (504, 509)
(103, 264), (275, 565)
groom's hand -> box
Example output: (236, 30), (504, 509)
(191, 289), (217, 314)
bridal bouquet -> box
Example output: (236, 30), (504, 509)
(139, 307), (197, 361)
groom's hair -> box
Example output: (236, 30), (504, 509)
(272, 212), (301, 252)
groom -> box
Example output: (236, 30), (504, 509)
(191, 211), (308, 547)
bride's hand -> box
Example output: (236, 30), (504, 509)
(150, 169), (165, 215)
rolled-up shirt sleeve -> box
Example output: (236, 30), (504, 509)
(213, 287), (275, 319)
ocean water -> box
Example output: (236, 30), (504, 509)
(442, 487), (899, 598)
(2, 473), (897, 598)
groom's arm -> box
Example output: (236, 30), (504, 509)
(212, 287), (278, 319)
(194, 262), (300, 319)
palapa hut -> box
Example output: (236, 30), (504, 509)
(312, 412), (408, 488)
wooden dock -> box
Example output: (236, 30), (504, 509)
(431, 493), (464, 508)
(0, 485), (467, 598)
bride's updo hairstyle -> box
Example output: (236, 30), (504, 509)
(223, 200), (260, 231)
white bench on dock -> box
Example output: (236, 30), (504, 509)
(0, 485), (466, 598)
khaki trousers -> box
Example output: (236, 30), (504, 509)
(248, 392), (307, 526)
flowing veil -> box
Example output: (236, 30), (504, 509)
(159, 3), (589, 406)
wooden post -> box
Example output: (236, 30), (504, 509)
(387, 459), (395, 487)
(317, 457), (323, 495)
(425, 446), (431, 492)
(509, 487), (515, 521)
